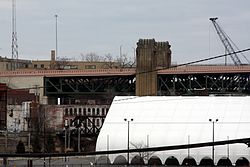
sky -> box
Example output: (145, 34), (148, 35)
(0, 0), (250, 64)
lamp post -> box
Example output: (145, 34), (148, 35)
(209, 118), (218, 164)
(64, 119), (69, 166)
(77, 119), (81, 153)
(124, 118), (133, 165)
(120, 45), (122, 59)
(55, 14), (58, 60)
(64, 120), (69, 153)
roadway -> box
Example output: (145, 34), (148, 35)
(1, 65), (250, 77)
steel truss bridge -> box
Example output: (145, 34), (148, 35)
(41, 65), (250, 97)
(0, 65), (249, 96)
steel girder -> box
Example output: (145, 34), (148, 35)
(158, 73), (250, 95)
(69, 115), (105, 137)
(44, 75), (136, 96)
(44, 73), (250, 96)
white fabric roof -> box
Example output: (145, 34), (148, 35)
(96, 96), (250, 164)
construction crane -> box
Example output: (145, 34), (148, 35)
(210, 17), (249, 66)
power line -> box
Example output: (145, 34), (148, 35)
(1, 137), (250, 157)
(105, 121), (250, 125)
(137, 47), (250, 75)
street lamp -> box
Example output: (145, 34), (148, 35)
(77, 119), (81, 153)
(64, 120), (69, 153)
(55, 14), (58, 60)
(209, 118), (218, 164)
(124, 118), (133, 165)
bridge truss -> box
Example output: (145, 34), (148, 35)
(44, 75), (135, 104)
(44, 72), (250, 98)
(158, 73), (250, 95)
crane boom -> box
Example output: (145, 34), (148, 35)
(210, 17), (242, 65)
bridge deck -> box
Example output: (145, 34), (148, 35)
(0, 65), (250, 77)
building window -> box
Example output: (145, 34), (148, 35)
(41, 64), (44, 68)
(34, 64), (37, 68)
(102, 108), (105, 116)
(74, 108), (77, 115)
(97, 108), (100, 115)
(85, 65), (96, 69)
(79, 108), (82, 115)
(87, 108), (91, 115)
(92, 108), (95, 116)
(83, 108), (86, 116)
(69, 108), (73, 116)
(65, 108), (69, 116)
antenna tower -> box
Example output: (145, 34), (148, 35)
(11, 0), (18, 70)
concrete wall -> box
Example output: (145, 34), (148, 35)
(0, 76), (47, 104)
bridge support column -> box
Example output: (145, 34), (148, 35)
(136, 39), (171, 96)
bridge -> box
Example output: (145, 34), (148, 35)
(0, 65), (250, 101)
(1, 65), (250, 77)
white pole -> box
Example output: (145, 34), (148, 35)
(188, 135), (190, 157)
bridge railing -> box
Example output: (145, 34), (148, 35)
(0, 68), (136, 77)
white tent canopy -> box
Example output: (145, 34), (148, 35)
(96, 96), (250, 164)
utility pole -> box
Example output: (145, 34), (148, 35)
(11, 0), (18, 70)
(55, 14), (58, 60)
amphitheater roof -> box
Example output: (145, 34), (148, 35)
(96, 96), (250, 164)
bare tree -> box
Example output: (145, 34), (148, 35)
(102, 53), (119, 69)
(30, 103), (56, 153)
(116, 54), (135, 68)
(130, 141), (154, 162)
(80, 52), (103, 62)
(55, 56), (70, 70)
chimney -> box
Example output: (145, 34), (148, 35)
(50, 50), (56, 69)
(51, 50), (55, 61)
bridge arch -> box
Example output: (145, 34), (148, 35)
(217, 157), (232, 166)
(182, 156), (197, 166)
(112, 155), (127, 165)
(235, 157), (249, 166)
(165, 156), (180, 166)
(131, 155), (145, 165)
(199, 156), (214, 166)
(148, 156), (162, 165)
(95, 156), (111, 165)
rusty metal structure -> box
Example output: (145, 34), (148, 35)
(158, 66), (250, 95)
(44, 75), (135, 105)
(42, 65), (250, 101)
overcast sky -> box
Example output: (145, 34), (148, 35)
(0, 0), (250, 64)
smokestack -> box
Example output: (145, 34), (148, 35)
(51, 50), (55, 61)
(50, 50), (56, 69)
